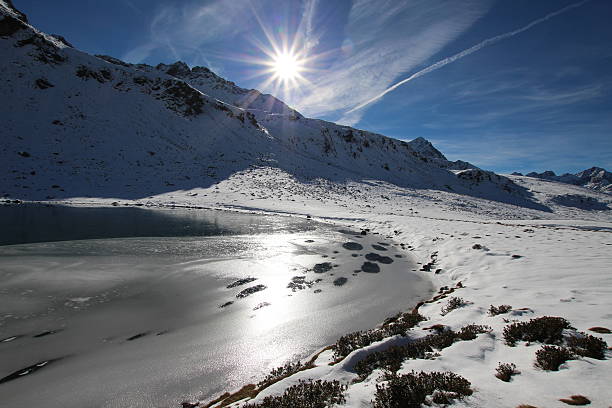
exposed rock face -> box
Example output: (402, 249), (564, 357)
(0, 14), (26, 36)
(406, 137), (476, 171)
(155, 61), (299, 116)
(0, 0), (28, 23)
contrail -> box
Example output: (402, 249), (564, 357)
(346, 0), (591, 114)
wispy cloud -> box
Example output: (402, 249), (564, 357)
(121, 0), (261, 65)
(346, 0), (592, 115)
(293, 0), (492, 125)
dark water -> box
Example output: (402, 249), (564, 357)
(0, 204), (316, 245)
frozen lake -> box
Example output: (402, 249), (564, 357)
(0, 204), (432, 408)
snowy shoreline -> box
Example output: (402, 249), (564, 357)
(7, 177), (611, 408)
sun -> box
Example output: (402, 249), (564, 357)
(270, 52), (304, 82)
(272, 52), (302, 81)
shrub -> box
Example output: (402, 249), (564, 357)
(567, 333), (607, 360)
(489, 304), (512, 316)
(243, 380), (346, 408)
(372, 371), (472, 408)
(334, 330), (387, 360)
(333, 313), (425, 359)
(441, 297), (467, 315)
(495, 362), (519, 382)
(257, 361), (304, 388)
(503, 317), (573, 346)
(354, 325), (491, 378)
(457, 324), (492, 341)
(534, 346), (574, 371)
(355, 343), (431, 377)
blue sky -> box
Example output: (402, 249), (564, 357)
(16, 0), (612, 174)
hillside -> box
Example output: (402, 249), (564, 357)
(1, 2), (548, 211)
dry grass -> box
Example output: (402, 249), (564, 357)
(516, 405), (539, 408)
(559, 395), (591, 405)
(216, 384), (258, 407)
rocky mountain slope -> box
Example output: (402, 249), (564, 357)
(0, 1), (560, 211)
(512, 167), (611, 194)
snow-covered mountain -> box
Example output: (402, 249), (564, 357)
(513, 167), (611, 194)
(0, 2), (552, 211)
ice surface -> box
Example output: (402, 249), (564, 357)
(0, 205), (431, 408)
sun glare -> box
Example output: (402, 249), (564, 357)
(235, 10), (323, 100)
(272, 52), (302, 81)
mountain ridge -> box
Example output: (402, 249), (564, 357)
(512, 167), (611, 194)
(0, 2), (549, 211)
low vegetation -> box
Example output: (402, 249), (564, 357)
(488, 304), (512, 316)
(440, 297), (467, 315)
(257, 361), (309, 389)
(372, 371), (472, 408)
(503, 316), (573, 346)
(534, 345), (575, 371)
(495, 362), (519, 382)
(242, 380), (346, 408)
(567, 333), (607, 360)
(332, 313), (425, 359)
(354, 324), (491, 378)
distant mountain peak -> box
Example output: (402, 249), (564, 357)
(407, 137), (446, 160)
